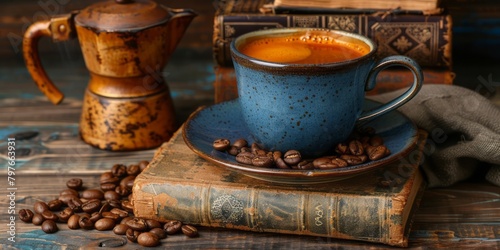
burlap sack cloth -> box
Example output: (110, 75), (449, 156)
(370, 84), (500, 187)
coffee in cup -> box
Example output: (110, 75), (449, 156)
(230, 28), (422, 157)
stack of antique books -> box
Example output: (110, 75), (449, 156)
(131, 1), (440, 247)
(212, 0), (454, 102)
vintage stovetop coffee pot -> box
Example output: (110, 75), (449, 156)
(23, 0), (196, 151)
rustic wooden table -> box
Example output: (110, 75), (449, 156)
(1, 0), (500, 249)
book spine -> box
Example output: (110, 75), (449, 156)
(133, 180), (404, 246)
(213, 13), (452, 69)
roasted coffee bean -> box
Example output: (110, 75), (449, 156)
(335, 142), (349, 155)
(95, 218), (116, 231)
(233, 138), (248, 149)
(181, 224), (199, 238)
(252, 155), (274, 168)
(82, 199), (102, 213)
(120, 216), (134, 225)
(66, 178), (83, 190)
(227, 146), (239, 156)
(138, 160), (149, 171)
(41, 220), (58, 234)
(312, 156), (337, 169)
(104, 191), (121, 201)
(250, 142), (262, 154)
(111, 164), (128, 178)
(60, 188), (79, 197)
(102, 211), (120, 221)
(100, 172), (120, 185)
(90, 212), (103, 223)
(126, 228), (141, 242)
(115, 185), (130, 197)
(240, 146), (251, 153)
(47, 199), (63, 211)
(163, 220), (182, 235)
(284, 150), (301, 165)
(367, 145), (389, 161)
(99, 201), (111, 213)
(32, 213), (44, 225)
(235, 151), (254, 165)
(81, 189), (104, 200)
(41, 210), (58, 222)
(79, 214), (94, 230)
(58, 207), (74, 222)
(19, 209), (34, 223)
(137, 232), (160, 247)
(120, 175), (136, 190)
(33, 201), (49, 214)
(369, 136), (384, 147)
(113, 224), (129, 235)
(254, 149), (267, 156)
(110, 208), (129, 219)
(67, 197), (83, 212)
(296, 160), (314, 170)
(100, 183), (117, 192)
(107, 199), (122, 209)
(213, 138), (231, 151)
(274, 157), (290, 169)
(121, 200), (134, 212)
(127, 164), (141, 176)
(59, 194), (79, 205)
(145, 219), (162, 229)
(67, 214), (81, 229)
(341, 155), (367, 165)
(150, 227), (167, 239)
(126, 218), (148, 231)
(349, 140), (364, 156)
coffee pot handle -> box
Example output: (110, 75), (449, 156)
(23, 12), (78, 105)
(358, 55), (423, 122)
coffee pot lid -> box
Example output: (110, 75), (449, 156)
(75, 0), (170, 32)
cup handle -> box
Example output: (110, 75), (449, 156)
(358, 55), (423, 122)
(22, 12), (78, 105)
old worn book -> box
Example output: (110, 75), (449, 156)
(213, 66), (454, 103)
(132, 127), (428, 247)
(267, 0), (442, 14)
(213, 13), (453, 69)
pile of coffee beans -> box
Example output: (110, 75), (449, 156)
(18, 160), (198, 247)
(213, 127), (390, 169)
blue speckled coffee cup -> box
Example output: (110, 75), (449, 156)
(230, 28), (422, 157)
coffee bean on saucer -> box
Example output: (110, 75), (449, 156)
(233, 138), (248, 149)
(41, 220), (58, 234)
(252, 155), (274, 168)
(213, 138), (231, 151)
(349, 140), (365, 156)
(283, 150), (301, 165)
(235, 151), (254, 165)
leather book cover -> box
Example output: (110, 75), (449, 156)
(212, 13), (452, 69)
(132, 127), (428, 247)
(213, 66), (455, 103)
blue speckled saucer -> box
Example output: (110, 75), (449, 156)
(183, 99), (419, 184)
